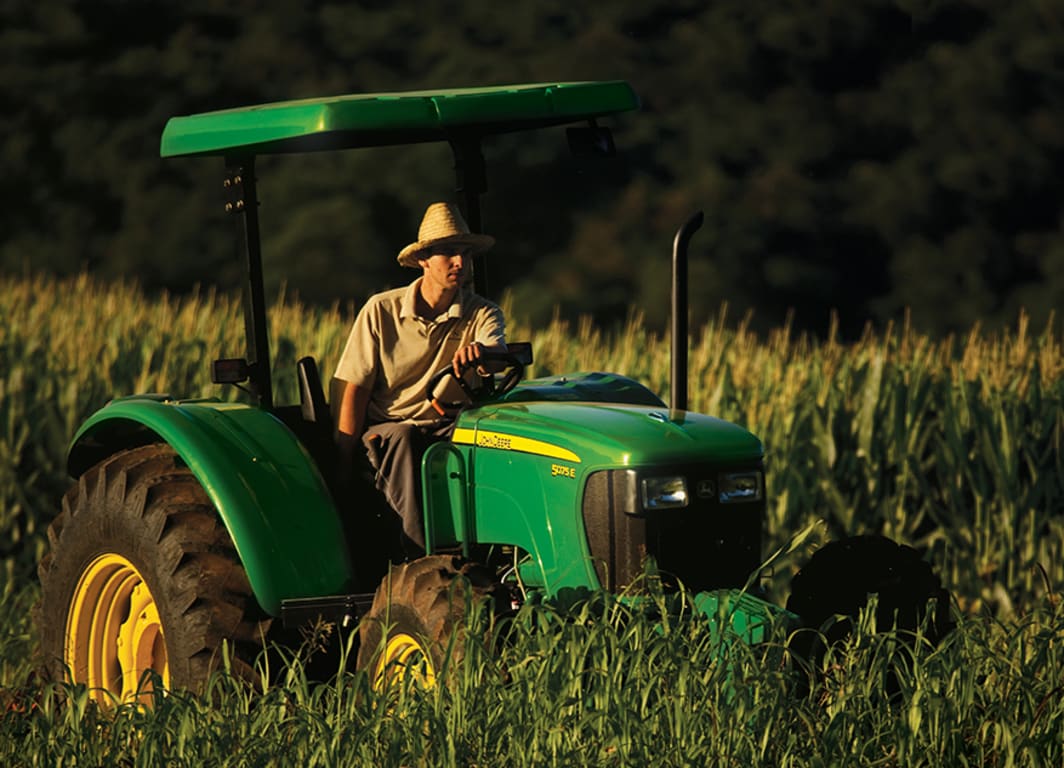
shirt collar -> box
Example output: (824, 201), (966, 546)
(400, 277), (464, 323)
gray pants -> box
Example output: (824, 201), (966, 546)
(362, 420), (453, 551)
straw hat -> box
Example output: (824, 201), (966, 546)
(397, 202), (495, 268)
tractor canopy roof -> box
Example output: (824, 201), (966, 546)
(160, 80), (639, 158)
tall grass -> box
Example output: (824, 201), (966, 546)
(1, 590), (1061, 766)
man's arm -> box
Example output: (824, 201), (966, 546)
(337, 380), (371, 462)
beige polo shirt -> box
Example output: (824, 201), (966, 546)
(334, 278), (506, 426)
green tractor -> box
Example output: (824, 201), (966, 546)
(37, 81), (951, 704)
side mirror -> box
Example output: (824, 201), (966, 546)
(505, 341), (533, 366)
(211, 358), (249, 384)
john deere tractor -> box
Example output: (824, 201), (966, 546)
(37, 81), (950, 703)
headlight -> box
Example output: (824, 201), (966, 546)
(641, 476), (688, 510)
(718, 471), (763, 503)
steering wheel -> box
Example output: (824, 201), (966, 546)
(425, 350), (526, 411)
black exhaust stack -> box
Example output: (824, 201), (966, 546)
(671, 211), (703, 411)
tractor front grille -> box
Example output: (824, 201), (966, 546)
(581, 467), (763, 593)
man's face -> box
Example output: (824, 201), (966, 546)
(419, 245), (472, 291)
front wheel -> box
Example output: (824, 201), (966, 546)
(356, 555), (504, 690)
(37, 444), (270, 705)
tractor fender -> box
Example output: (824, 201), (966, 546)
(67, 396), (353, 616)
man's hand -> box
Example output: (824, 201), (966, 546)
(452, 341), (484, 376)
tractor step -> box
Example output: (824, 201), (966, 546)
(280, 593), (376, 630)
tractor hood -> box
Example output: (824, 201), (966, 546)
(456, 400), (763, 469)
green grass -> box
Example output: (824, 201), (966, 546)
(1, 272), (1062, 764)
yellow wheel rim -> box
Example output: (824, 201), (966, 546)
(375, 632), (436, 691)
(65, 554), (169, 705)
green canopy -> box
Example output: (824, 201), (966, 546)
(160, 81), (638, 158)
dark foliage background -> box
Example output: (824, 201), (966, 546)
(2, 0), (1062, 337)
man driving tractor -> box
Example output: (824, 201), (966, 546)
(334, 202), (507, 552)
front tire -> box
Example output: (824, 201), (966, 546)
(38, 444), (270, 705)
(356, 555), (503, 690)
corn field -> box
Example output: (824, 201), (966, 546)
(0, 272), (1062, 765)
(2, 272), (1060, 612)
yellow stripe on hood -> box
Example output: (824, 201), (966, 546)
(452, 428), (580, 463)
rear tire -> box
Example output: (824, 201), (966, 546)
(356, 555), (503, 690)
(37, 444), (270, 705)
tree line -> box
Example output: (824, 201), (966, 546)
(2, 0), (1061, 338)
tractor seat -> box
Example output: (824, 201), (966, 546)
(286, 357), (335, 483)
(297, 355), (329, 426)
